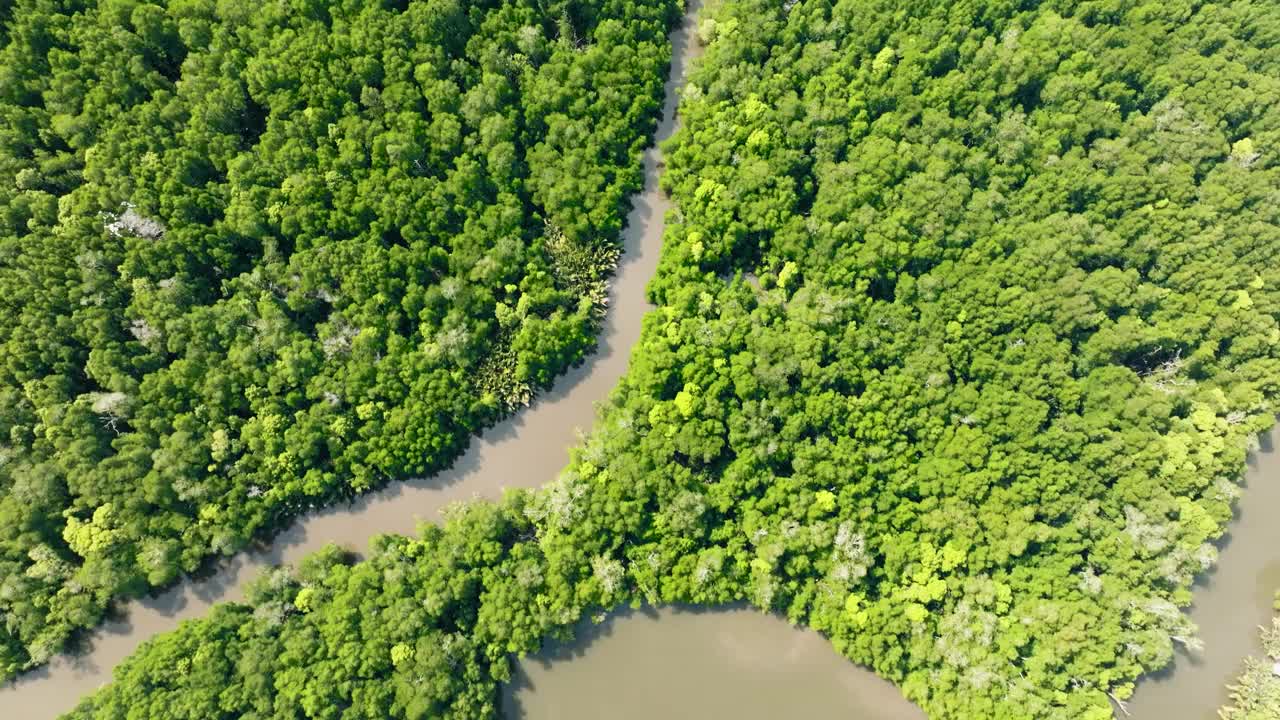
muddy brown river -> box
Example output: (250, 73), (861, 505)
(502, 607), (926, 720)
(7, 0), (1280, 717)
(0, 6), (701, 718)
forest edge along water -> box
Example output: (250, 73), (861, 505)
(6, 0), (1280, 717)
(0, 3), (703, 717)
(1124, 424), (1280, 720)
(502, 606), (927, 720)
(499, 433), (1280, 720)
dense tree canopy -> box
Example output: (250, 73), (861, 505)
(45, 0), (1280, 717)
(0, 0), (679, 678)
(629, 0), (1280, 712)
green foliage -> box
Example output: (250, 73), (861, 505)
(0, 0), (679, 678)
(51, 0), (1280, 718)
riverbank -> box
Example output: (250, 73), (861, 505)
(503, 607), (925, 720)
(1126, 425), (1280, 720)
(1217, 608), (1280, 720)
(0, 4), (703, 717)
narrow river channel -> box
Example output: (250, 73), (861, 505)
(0, 4), (703, 717)
(8, 1), (1277, 717)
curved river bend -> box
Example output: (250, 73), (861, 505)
(9, 0), (1279, 717)
(506, 430), (1280, 720)
(1, 4), (702, 717)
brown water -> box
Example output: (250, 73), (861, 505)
(7, 0), (1278, 715)
(504, 428), (1280, 720)
(502, 606), (927, 720)
(1125, 425), (1280, 720)
(0, 6), (702, 718)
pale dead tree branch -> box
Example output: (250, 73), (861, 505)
(105, 203), (166, 240)
(1108, 690), (1131, 717)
